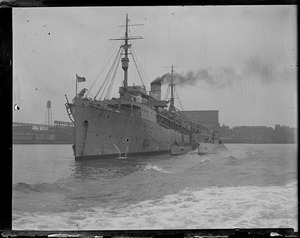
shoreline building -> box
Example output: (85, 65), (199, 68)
(183, 110), (220, 133)
(13, 120), (74, 144)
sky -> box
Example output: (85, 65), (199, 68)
(13, 6), (297, 128)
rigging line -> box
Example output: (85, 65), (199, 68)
(133, 48), (150, 87)
(130, 46), (148, 87)
(89, 24), (122, 91)
(100, 47), (123, 100)
(85, 90), (94, 99)
(175, 87), (183, 111)
(84, 88), (96, 99)
(99, 55), (118, 100)
(94, 25), (123, 79)
(88, 45), (121, 93)
(164, 86), (170, 101)
(129, 47), (142, 84)
(129, 47), (146, 87)
(167, 87), (170, 101)
(95, 47), (122, 99)
(105, 50), (122, 99)
(95, 59), (114, 100)
(131, 45), (150, 88)
(139, 63), (150, 88)
(174, 87), (188, 120)
(105, 54), (119, 99)
(107, 47), (123, 97)
(134, 41), (150, 86)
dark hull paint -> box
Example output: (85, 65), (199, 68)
(75, 149), (171, 161)
(13, 141), (73, 144)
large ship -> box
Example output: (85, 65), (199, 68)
(65, 15), (208, 160)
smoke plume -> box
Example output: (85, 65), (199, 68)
(244, 56), (276, 83)
(153, 67), (242, 89)
(152, 56), (278, 88)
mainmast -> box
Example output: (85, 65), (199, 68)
(167, 65), (178, 112)
(169, 65), (175, 111)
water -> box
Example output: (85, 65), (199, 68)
(12, 144), (297, 230)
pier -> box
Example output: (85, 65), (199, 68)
(13, 120), (74, 144)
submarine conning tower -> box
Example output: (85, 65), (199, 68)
(150, 79), (162, 100)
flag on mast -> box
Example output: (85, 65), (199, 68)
(76, 74), (86, 82)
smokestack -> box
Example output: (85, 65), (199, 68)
(150, 80), (161, 100)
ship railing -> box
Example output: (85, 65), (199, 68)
(157, 113), (192, 134)
(118, 105), (141, 117)
(89, 103), (107, 110)
(90, 101), (142, 117)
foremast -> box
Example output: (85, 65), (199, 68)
(110, 14), (143, 96)
(121, 14), (130, 89)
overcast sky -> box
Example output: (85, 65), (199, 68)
(13, 6), (297, 128)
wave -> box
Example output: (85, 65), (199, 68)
(143, 164), (173, 174)
(13, 181), (298, 230)
(199, 158), (210, 164)
(223, 155), (242, 165)
(225, 155), (238, 159)
(222, 148), (266, 166)
(13, 182), (74, 194)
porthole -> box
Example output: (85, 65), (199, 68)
(82, 120), (89, 126)
(127, 139), (129, 142)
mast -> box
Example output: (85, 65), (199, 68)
(121, 14), (130, 89)
(169, 65), (175, 111)
(163, 65), (178, 112)
(109, 15), (143, 94)
(108, 14), (143, 92)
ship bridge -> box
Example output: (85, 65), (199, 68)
(119, 85), (146, 97)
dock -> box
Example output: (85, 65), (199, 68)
(13, 120), (74, 144)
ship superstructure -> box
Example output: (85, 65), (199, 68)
(66, 15), (205, 160)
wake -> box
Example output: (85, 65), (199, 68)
(143, 164), (173, 174)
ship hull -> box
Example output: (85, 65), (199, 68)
(75, 150), (170, 160)
(72, 98), (191, 160)
(170, 145), (194, 155)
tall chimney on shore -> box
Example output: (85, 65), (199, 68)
(45, 100), (53, 126)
